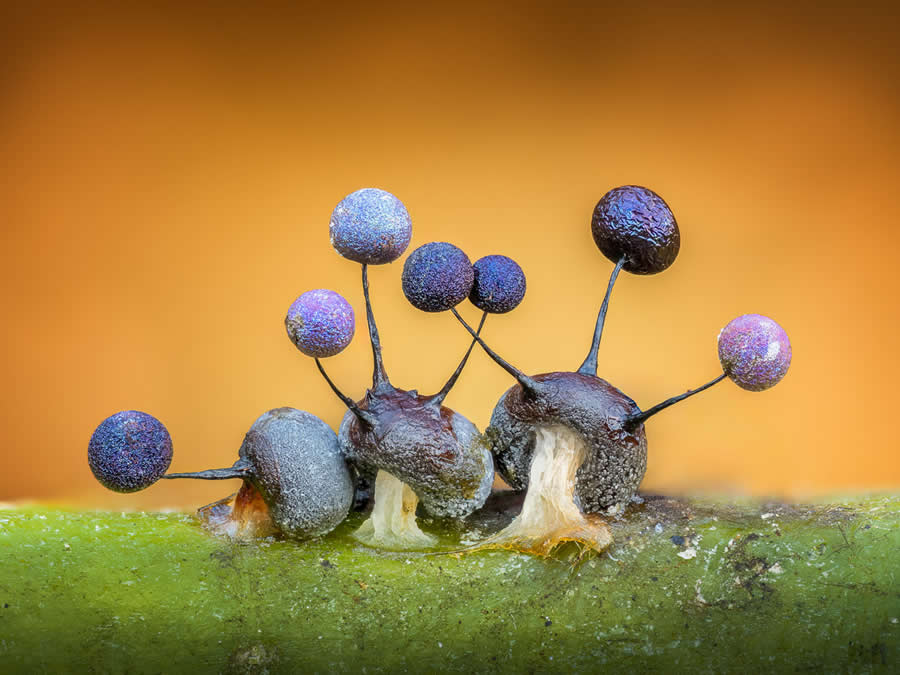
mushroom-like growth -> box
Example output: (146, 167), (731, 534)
(89, 407), (354, 539)
(163, 408), (354, 539)
(307, 199), (494, 550)
(88, 411), (172, 492)
(454, 186), (789, 557)
(330, 188), (412, 265)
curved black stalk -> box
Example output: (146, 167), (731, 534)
(164, 459), (252, 481)
(624, 372), (727, 431)
(429, 310), (488, 406)
(315, 358), (377, 428)
(362, 264), (390, 388)
(578, 255), (626, 376)
(450, 307), (543, 397)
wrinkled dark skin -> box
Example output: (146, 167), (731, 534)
(339, 386), (493, 519)
(591, 185), (680, 275)
(489, 372), (647, 513)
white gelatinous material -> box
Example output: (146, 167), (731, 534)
(480, 425), (611, 556)
(353, 470), (437, 550)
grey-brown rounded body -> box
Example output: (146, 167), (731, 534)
(488, 372), (647, 512)
(337, 387), (493, 519)
(241, 407), (353, 538)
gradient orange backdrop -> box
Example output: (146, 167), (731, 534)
(3, 1), (899, 509)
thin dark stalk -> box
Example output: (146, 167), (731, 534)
(450, 307), (542, 396)
(362, 264), (389, 388)
(315, 358), (377, 428)
(164, 460), (251, 481)
(578, 255), (626, 376)
(430, 310), (487, 405)
(624, 372), (727, 430)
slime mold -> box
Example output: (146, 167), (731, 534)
(401, 242), (475, 312)
(306, 192), (493, 550)
(164, 408), (353, 538)
(329, 188), (412, 265)
(718, 314), (792, 391)
(469, 255), (527, 314)
(88, 182), (791, 559)
(285, 289), (355, 358)
(88, 410), (172, 493)
(451, 185), (791, 556)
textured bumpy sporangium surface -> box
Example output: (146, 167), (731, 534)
(489, 372), (647, 512)
(284, 289), (355, 358)
(401, 242), (475, 312)
(87, 411), (173, 493)
(241, 407), (353, 537)
(329, 188), (413, 265)
(337, 390), (493, 519)
(591, 185), (680, 275)
(718, 314), (792, 392)
(469, 255), (527, 314)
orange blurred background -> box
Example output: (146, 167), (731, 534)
(2, 1), (899, 508)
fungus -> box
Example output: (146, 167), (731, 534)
(285, 289), (355, 358)
(89, 407), (354, 539)
(88, 411), (172, 493)
(401, 242), (475, 312)
(452, 185), (791, 557)
(329, 187), (412, 265)
(307, 193), (493, 550)
(717, 314), (792, 392)
(469, 255), (526, 315)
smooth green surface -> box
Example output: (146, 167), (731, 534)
(1, 494), (898, 673)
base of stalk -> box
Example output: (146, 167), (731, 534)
(197, 481), (276, 539)
(470, 515), (612, 558)
(462, 425), (613, 557)
(353, 470), (437, 550)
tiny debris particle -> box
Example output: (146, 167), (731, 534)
(320, 559), (335, 569)
(63, 543), (71, 551)
(545, 619), (553, 627)
(654, 523), (664, 534)
(761, 513), (776, 520)
(677, 548), (697, 560)
(769, 563), (784, 574)
(670, 535), (686, 546)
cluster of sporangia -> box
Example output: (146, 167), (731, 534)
(89, 186), (792, 556)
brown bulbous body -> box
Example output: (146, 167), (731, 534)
(489, 372), (647, 512)
(337, 386), (493, 519)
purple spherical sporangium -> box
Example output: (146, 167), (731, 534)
(285, 289), (355, 358)
(469, 255), (526, 314)
(718, 314), (791, 391)
(330, 188), (412, 265)
(591, 185), (680, 275)
(401, 242), (474, 312)
(88, 410), (173, 493)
